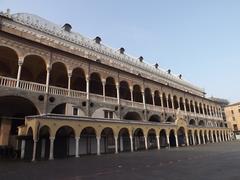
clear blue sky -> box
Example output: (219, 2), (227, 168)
(1, 0), (240, 103)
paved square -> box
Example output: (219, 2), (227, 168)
(0, 141), (239, 180)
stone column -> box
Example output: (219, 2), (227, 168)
(152, 93), (155, 106)
(192, 134), (196, 145)
(20, 139), (26, 159)
(130, 86), (134, 106)
(45, 66), (51, 93)
(114, 136), (118, 154)
(116, 83), (120, 105)
(175, 134), (179, 147)
(49, 137), (55, 160)
(102, 79), (106, 102)
(67, 72), (72, 96)
(166, 134), (170, 148)
(86, 76), (90, 100)
(130, 135), (134, 152)
(32, 139), (37, 161)
(197, 132), (201, 145)
(203, 135), (206, 144)
(16, 59), (23, 88)
(142, 91), (146, 109)
(75, 137), (80, 158)
(144, 136), (148, 150)
(185, 132), (189, 146)
(97, 136), (101, 155)
(156, 135), (160, 150)
(211, 133), (214, 143)
(166, 97), (170, 112)
(160, 94), (163, 109)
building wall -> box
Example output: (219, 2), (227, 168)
(225, 103), (240, 132)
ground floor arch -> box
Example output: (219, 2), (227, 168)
(133, 128), (145, 151)
(169, 129), (176, 147)
(54, 126), (75, 159)
(177, 127), (186, 146)
(79, 127), (97, 155)
(100, 127), (115, 154)
(118, 128), (131, 152)
(147, 129), (158, 149)
(160, 129), (168, 148)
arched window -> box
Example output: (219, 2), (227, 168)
(89, 72), (103, 95)
(119, 81), (131, 100)
(144, 88), (153, 104)
(133, 85), (142, 102)
(154, 91), (161, 106)
(105, 77), (117, 97)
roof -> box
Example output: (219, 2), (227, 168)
(0, 10), (205, 96)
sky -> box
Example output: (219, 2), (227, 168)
(1, 0), (240, 103)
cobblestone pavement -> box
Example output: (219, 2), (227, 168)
(0, 141), (240, 180)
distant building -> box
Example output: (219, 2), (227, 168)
(210, 97), (229, 126)
(225, 102), (240, 138)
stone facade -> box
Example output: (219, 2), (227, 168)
(0, 10), (231, 161)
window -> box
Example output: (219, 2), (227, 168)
(231, 110), (234, 114)
(233, 117), (235, 121)
(233, 124), (238, 131)
(73, 108), (78, 116)
(104, 110), (114, 119)
(238, 109), (240, 113)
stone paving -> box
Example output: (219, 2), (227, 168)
(0, 141), (240, 180)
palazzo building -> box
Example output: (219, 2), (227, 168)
(225, 102), (240, 137)
(0, 10), (231, 161)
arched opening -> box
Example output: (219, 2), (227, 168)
(177, 127), (186, 146)
(105, 77), (117, 97)
(162, 93), (167, 107)
(160, 129), (167, 147)
(0, 96), (39, 148)
(213, 131), (217, 142)
(49, 62), (68, 88)
(21, 55), (46, 83)
(80, 127), (97, 155)
(123, 112), (142, 121)
(133, 85), (142, 102)
(89, 72), (103, 95)
(173, 96), (179, 109)
(189, 119), (196, 126)
(0, 46), (18, 78)
(154, 91), (161, 106)
(194, 102), (199, 114)
(220, 122), (224, 127)
(188, 130), (193, 145)
(147, 129), (157, 149)
(194, 130), (199, 145)
(168, 94), (172, 108)
(149, 115), (161, 122)
(190, 100), (194, 112)
(204, 131), (208, 143)
(51, 103), (66, 114)
(209, 131), (213, 143)
(118, 128), (131, 152)
(199, 130), (204, 144)
(166, 116), (175, 123)
(71, 68), (86, 91)
(100, 127), (115, 154)
(207, 106), (210, 115)
(185, 99), (190, 112)
(203, 104), (207, 115)
(36, 126), (50, 160)
(54, 126), (75, 159)
(199, 103), (203, 114)
(169, 129), (176, 147)
(133, 128), (145, 151)
(144, 88), (153, 105)
(24, 127), (34, 160)
(198, 120), (205, 127)
(119, 81), (131, 100)
(179, 97), (184, 111)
